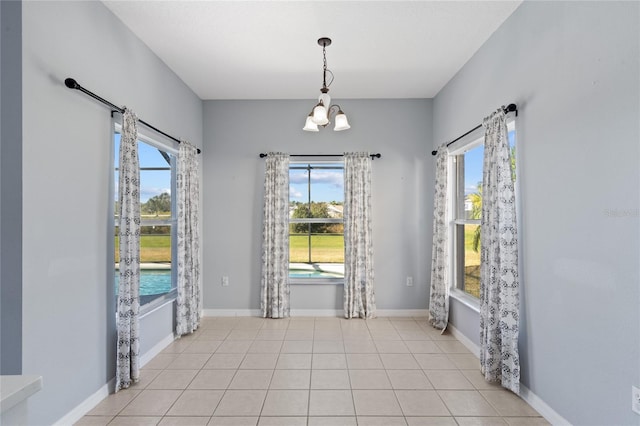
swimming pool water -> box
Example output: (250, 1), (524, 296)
(289, 269), (343, 279)
(117, 269), (342, 294)
(115, 270), (172, 296)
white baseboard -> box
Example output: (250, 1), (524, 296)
(377, 309), (428, 317)
(291, 309), (343, 316)
(55, 333), (175, 425)
(448, 323), (480, 357)
(520, 384), (571, 425)
(202, 309), (428, 318)
(53, 378), (114, 426)
(202, 309), (261, 317)
(140, 332), (176, 367)
(202, 309), (341, 317)
(289, 309), (429, 317)
(447, 324), (569, 425)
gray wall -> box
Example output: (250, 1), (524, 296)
(21, 1), (202, 424)
(433, 2), (639, 424)
(203, 99), (433, 312)
(0, 0), (23, 375)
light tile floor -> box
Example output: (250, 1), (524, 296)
(76, 316), (549, 426)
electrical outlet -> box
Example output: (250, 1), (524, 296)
(632, 386), (640, 415)
(406, 276), (414, 287)
(222, 276), (229, 287)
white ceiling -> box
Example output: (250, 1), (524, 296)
(103, 1), (522, 100)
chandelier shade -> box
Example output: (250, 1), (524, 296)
(312, 103), (329, 125)
(303, 114), (319, 132)
(334, 110), (351, 131)
(303, 37), (350, 132)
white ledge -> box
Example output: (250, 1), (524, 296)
(0, 375), (43, 413)
(449, 289), (480, 313)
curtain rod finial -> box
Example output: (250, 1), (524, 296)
(65, 78), (79, 89)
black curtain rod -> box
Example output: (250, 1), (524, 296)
(64, 78), (201, 154)
(431, 103), (517, 156)
(259, 153), (381, 160)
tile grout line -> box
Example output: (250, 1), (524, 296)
(85, 316), (546, 425)
(346, 353), (357, 422)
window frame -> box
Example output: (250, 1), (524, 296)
(447, 119), (517, 311)
(111, 121), (179, 315)
(289, 160), (345, 286)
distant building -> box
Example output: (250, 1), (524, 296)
(465, 196), (473, 219)
(327, 204), (343, 218)
(288, 202), (344, 219)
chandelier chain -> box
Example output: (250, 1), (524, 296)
(322, 44), (328, 90)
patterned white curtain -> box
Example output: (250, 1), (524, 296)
(343, 152), (376, 319)
(479, 108), (520, 394)
(116, 109), (140, 392)
(428, 146), (449, 331)
(176, 141), (201, 335)
(261, 153), (290, 318)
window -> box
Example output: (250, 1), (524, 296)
(113, 128), (177, 307)
(289, 162), (344, 283)
(451, 124), (516, 299)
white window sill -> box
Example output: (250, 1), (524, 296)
(0, 375), (42, 414)
(449, 288), (480, 313)
(140, 294), (176, 318)
(114, 291), (177, 321)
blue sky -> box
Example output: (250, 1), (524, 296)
(464, 130), (516, 195)
(114, 134), (173, 203)
(289, 165), (344, 203)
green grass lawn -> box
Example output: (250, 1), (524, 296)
(290, 234), (344, 263)
(116, 233), (345, 264)
(115, 235), (171, 263)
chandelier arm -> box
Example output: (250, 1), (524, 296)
(317, 104), (342, 127)
(327, 104), (341, 118)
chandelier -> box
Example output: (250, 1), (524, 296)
(303, 37), (351, 132)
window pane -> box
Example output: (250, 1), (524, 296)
(114, 271), (171, 303)
(140, 225), (171, 263)
(114, 226), (172, 302)
(452, 126), (516, 300)
(289, 169), (308, 203)
(455, 224), (481, 298)
(310, 224), (344, 264)
(114, 134), (120, 223)
(114, 227), (173, 264)
(289, 163), (344, 280)
(138, 142), (171, 168)
(459, 145), (483, 220)
(508, 129), (517, 182)
(114, 132), (175, 306)
(309, 202), (331, 219)
(141, 171), (171, 218)
(454, 144), (482, 297)
(290, 223), (310, 263)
